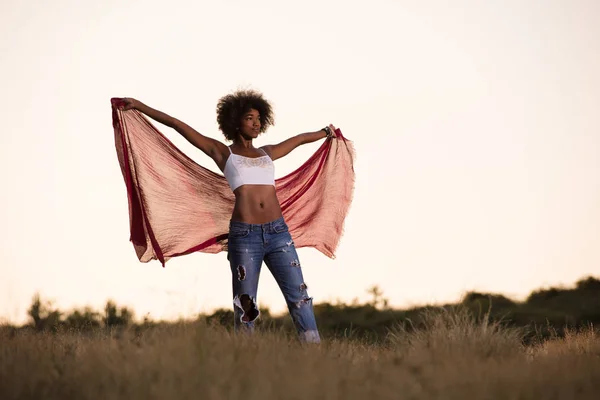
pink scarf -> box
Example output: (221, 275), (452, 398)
(111, 98), (355, 266)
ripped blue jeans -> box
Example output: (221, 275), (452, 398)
(227, 217), (321, 343)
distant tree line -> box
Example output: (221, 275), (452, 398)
(26, 294), (134, 332)
(14, 276), (600, 343)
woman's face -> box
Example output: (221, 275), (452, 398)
(239, 108), (261, 139)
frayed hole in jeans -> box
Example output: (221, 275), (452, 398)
(233, 294), (260, 323)
(237, 265), (246, 281)
(294, 297), (313, 309)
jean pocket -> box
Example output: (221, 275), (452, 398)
(229, 227), (250, 239)
(273, 222), (289, 233)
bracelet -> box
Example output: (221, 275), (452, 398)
(323, 126), (332, 138)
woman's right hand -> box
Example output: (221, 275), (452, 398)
(120, 97), (138, 111)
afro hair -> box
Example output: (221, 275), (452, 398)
(216, 89), (275, 141)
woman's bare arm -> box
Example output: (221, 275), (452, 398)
(120, 98), (228, 169)
(262, 124), (337, 161)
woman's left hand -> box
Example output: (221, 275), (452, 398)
(327, 124), (338, 138)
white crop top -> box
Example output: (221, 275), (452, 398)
(224, 147), (275, 191)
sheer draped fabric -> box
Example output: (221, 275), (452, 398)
(111, 98), (355, 266)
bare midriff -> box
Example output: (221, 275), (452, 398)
(231, 185), (282, 224)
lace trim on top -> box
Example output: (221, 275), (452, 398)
(232, 154), (273, 169)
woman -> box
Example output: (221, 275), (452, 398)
(119, 89), (336, 343)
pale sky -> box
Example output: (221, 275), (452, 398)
(1, 0), (599, 324)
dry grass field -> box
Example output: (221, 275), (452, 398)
(2, 308), (600, 400)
